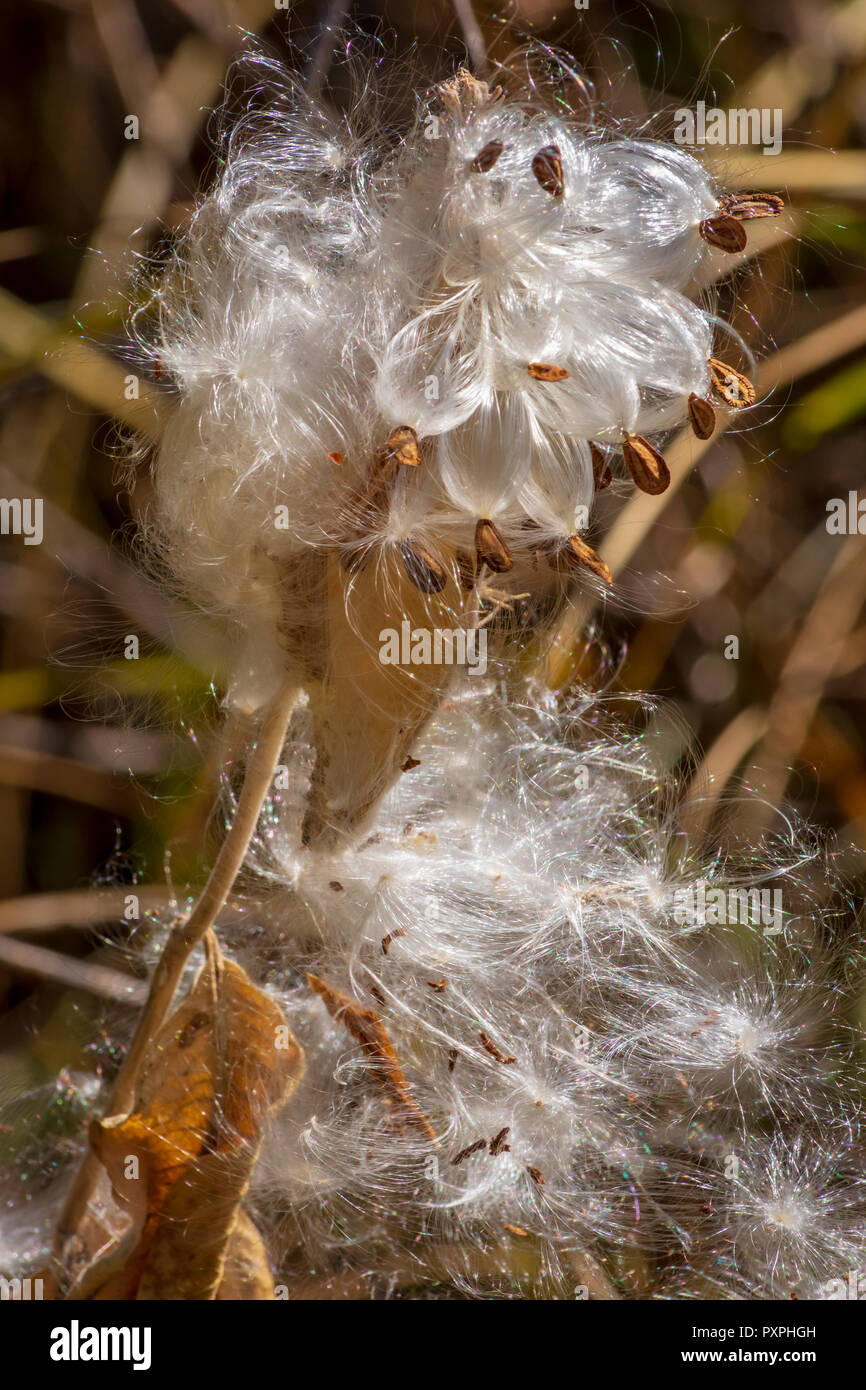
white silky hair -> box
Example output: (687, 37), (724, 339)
(139, 48), (739, 708)
(235, 682), (865, 1298)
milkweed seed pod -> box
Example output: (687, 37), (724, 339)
(237, 685), (865, 1300)
(142, 52), (775, 841)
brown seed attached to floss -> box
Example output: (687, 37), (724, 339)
(687, 393), (717, 440)
(475, 518), (513, 573)
(622, 434), (671, 496)
(427, 979), (447, 992)
(720, 191), (784, 220)
(526, 1164), (546, 1186)
(527, 362), (571, 382)
(547, 535), (612, 585)
(590, 442), (612, 490)
(471, 138), (505, 173)
(698, 214), (747, 254)
(531, 144), (564, 198)
(381, 928), (407, 956)
(383, 425), (422, 468)
(456, 547), (477, 591)
(489, 1126), (511, 1156)
(401, 756), (421, 772)
(399, 539), (449, 594)
(479, 1031), (517, 1064)
(452, 1139), (488, 1166)
(708, 357), (756, 410)
(327, 450), (344, 466)
(447, 1047), (459, 1073)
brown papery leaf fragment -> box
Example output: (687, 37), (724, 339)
(622, 434), (671, 496)
(307, 972), (436, 1140)
(87, 957), (304, 1300)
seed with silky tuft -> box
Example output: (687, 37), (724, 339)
(687, 394), (716, 440)
(708, 357), (756, 409)
(475, 518), (513, 573)
(547, 535), (612, 584)
(398, 540), (448, 593)
(590, 442), (612, 490)
(471, 139), (505, 172)
(383, 425), (421, 468)
(527, 362), (570, 382)
(622, 434), (671, 495)
(531, 144), (564, 198)
(699, 214), (747, 254)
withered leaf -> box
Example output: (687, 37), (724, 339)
(622, 434), (671, 496)
(699, 214), (747, 254)
(532, 144), (564, 198)
(307, 972), (436, 1140)
(471, 138), (505, 172)
(475, 518), (513, 573)
(527, 362), (571, 382)
(720, 191), (784, 220)
(708, 357), (756, 409)
(88, 957), (304, 1300)
(687, 393), (717, 440)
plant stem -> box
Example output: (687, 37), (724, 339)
(50, 674), (298, 1291)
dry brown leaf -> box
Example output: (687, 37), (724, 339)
(85, 956), (303, 1300)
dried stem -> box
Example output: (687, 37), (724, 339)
(50, 673), (298, 1289)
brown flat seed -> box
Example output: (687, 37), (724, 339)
(399, 539), (449, 593)
(590, 442), (612, 490)
(471, 138), (505, 172)
(546, 536), (611, 583)
(527, 362), (571, 382)
(479, 1031), (517, 1064)
(622, 434), (671, 496)
(699, 214), (747, 254)
(381, 928), (407, 955)
(687, 393), (716, 440)
(452, 1139), (488, 1166)
(383, 425), (421, 468)
(475, 518), (513, 573)
(532, 144), (564, 197)
(489, 1126), (511, 1156)
(720, 191), (784, 220)
(526, 1164), (545, 1186)
(456, 547), (477, 591)
(708, 357), (756, 409)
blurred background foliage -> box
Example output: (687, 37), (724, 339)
(1, 0), (865, 1213)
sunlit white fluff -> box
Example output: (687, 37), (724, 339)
(138, 46), (744, 708)
(229, 682), (865, 1296)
